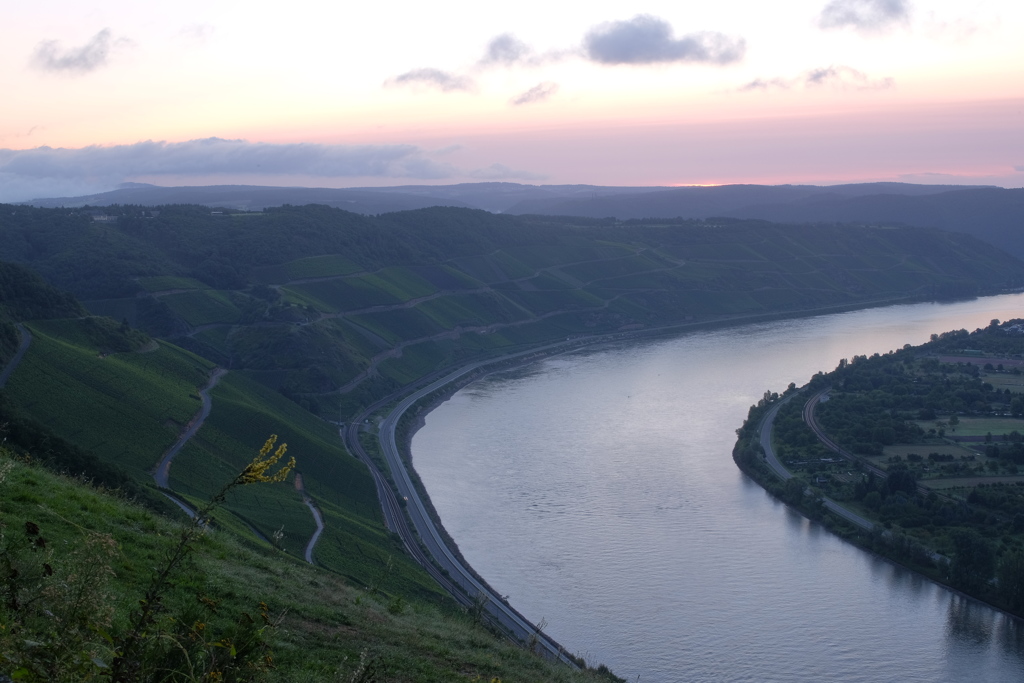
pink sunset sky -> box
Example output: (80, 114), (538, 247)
(1, 0), (1022, 201)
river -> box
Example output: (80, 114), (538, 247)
(412, 294), (1024, 682)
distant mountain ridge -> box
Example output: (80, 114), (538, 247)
(26, 180), (1024, 257)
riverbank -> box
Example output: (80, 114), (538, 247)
(367, 292), (1021, 657)
(733, 389), (1024, 624)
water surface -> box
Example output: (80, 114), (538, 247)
(413, 295), (1024, 682)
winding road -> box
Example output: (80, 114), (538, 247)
(295, 473), (325, 564)
(759, 392), (875, 531)
(153, 368), (228, 489)
(0, 324), (32, 388)
(343, 340), (622, 665)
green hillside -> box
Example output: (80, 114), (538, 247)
(3, 203), (1024, 679)
(0, 450), (615, 682)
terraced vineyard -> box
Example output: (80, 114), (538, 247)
(4, 204), (1024, 673)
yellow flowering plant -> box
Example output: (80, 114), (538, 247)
(107, 436), (296, 682)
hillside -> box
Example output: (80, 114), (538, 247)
(3, 204), (1022, 419)
(0, 447), (617, 682)
(3, 203), (1024, 677)
(24, 181), (1024, 260)
(0, 262), (613, 678)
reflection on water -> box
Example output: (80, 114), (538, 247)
(413, 294), (1024, 682)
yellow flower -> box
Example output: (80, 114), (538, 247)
(238, 435), (295, 485)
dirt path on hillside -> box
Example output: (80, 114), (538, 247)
(152, 368), (228, 488)
(294, 472), (325, 564)
(0, 324), (32, 389)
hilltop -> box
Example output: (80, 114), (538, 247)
(24, 181), (1024, 260)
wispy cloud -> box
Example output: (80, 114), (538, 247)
(30, 28), (131, 75)
(583, 15), (745, 65)
(739, 65), (893, 91)
(385, 68), (476, 92)
(818, 0), (911, 32)
(510, 82), (559, 106)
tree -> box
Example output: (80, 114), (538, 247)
(998, 550), (1024, 612)
(948, 529), (995, 593)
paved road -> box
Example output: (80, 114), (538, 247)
(342, 343), (608, 665)
(153, 368), (228, 488)
(0, 324), (32, 388)
(758, 392), (874, 531)
(372, 364), (577, 664)
(760, 395), (797, 481)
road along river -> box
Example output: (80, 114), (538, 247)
(412, 293), (1024, 683)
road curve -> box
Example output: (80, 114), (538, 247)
(343, 340), (614, 665)
(802, 388), (887, 479)
(372, 363), (578, 665)
(153, 368), (228, 489)
(758, 392), (874, 531)
(0, 324), (32, 389)
(295, 473), (325, 564)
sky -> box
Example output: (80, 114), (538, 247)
(1, 0), (1023, 201)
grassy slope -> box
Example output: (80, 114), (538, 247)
(1, 317), (441, 600)
(169, 371), (442, 599)
(0, 452), (614, 682)
(3, 320), (212, 480)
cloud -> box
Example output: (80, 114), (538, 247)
(30, 28), (129, 74)
(480, 34), (531, 66)
(738, 78), (790, 92)
(583, 15), (745, 65)
(1016, 166), (1024, 172)
(739, 65), (893, 91)
(510, 82), (559, 106)
(0, 138), (463, 201)
(818, 0), (910, 32)
(468, 163), (547, 181)
(386, 68), (476, 92)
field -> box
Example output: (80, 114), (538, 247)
(502, 243), (633, 269)
(501, 289), (605, 316)
(282, 278), (401, 311)
(985, 374), (1024, 393)
(881, 443), (977, 460)
(165, 371), (441, 594)
(359, 267), (438, 301)
(4, 321), (214, 479)
(137, 275), (209, 292)
(416, 292), (529, 329)
(378, 340), (455, 385)
(348, 309), (445, 345)
(161, 289), (243, 326)
(283, 254), (362, 279)
(913, 418), (1024, 438)
(560, 253), (669, 283)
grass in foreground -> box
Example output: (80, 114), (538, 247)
(0, 447), (621, 682)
